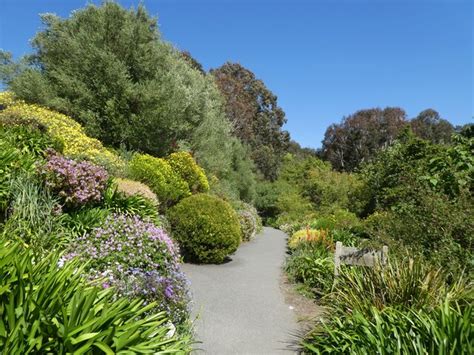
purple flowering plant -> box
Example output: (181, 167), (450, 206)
(40, 150), (108, 208)
(63, 213), (190, 323)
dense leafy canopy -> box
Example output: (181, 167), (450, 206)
(211, 62), (290, 180)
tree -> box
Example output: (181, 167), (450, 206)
(210, 62), (290, 180)
(180, 51), (205, 74)
(410, 109), (454, 144)
(322, 107), (407, 171)
(1, 2), (229, 161)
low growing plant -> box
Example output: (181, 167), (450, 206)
(63, 213), (190, 324)
(0, 239), (191, 353)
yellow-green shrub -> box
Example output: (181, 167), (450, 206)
(115, 178), (159, 205)
(289, 228), (332, 249)
(128, 153), (190, 207)
(0, 92), (125, 173)
(167, 151), (209, 193)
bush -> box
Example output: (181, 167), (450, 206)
(303, 299), (473, 354)
(63, 213), (190, 324)
(128, 153), (190, 207)
(0, 239), (190, 353)
(168, 151), (209, 193)
(327, 258), (467, 317)
(115, 177), (159, 204)
(234, 201), (262, 241)
(40, 151), (109, 208)
(288, 228), (331, 250)
(0, 92), (125, 172)
(2, 175), (67, 252)
(0, 143), (35, 213)
(167, 194), (241, 263)
(103, 181), (159, 223)
(285, 241), (334, 296)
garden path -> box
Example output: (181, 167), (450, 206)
(182, 227), (299, 354)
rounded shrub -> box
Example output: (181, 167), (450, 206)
(128, 153), (190, 207)
(167, 193), (241, 263)
(233, 202), (263, 241)
(115, 177), (159, 204)
(167, 151), (209, 193)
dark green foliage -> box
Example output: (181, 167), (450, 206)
(0, 239), (190, 353)
(167, 194), (241, 263)
(2, 2), (232, 161)
(211, 62), (290, 180)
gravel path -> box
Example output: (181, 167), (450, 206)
(182, 227), (299, 354)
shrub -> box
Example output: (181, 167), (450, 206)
(0, 123), (63, 157)
(233, 202), (262, 241)
(40, 151), (108, 208)
(0, 143), (35, 213)
(167, 151), (209, 193)
(63, 213), (189, 323)
(285, 240), (334, 296)
(288, 228), (331, 250)
(167, 194), (241, 263)
(103, 181), (159, 223)
(0, 92), (125, 172)
(128, 153), (190, 207)
(115, 177), (159, 204)
(2, 175), (67, 252)
(0, 239), (190, 353)
(303, 300), (473, 354)
(327, 258), (466, 317)
(62, 207), (110, 238)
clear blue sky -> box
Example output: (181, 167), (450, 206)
(0, 0), (472, 148)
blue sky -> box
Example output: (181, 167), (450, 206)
(0, 0), (472, 148)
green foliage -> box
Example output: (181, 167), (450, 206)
(167, 194), (241, 263)
(327, 259), (464, 316)
(0, 123), (63, 157)
(168, 151), (209, 193)
(103, 181), (159, 223)
(303, 300), (473, 354)
(285, 241), (334, 297)
(128, 153), (190, 208)
(1, 2), (234, 165)
(62, 207), (110, 238)
(211, 62), (290, 180)
(0, 239), (190, 353)
(2, 175), (67, 252)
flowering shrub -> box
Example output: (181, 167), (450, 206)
(167, 151), (209, 193)
(234, 202), (263, 241)
(41, 151), (108, 208)
(0, 92), (125, 172)
(128, 153), (190, 207)
(63, 214), (190, 323)
(289, 228), (332, 250)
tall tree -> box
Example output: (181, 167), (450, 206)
(410, 109), (454, 144)
(210, 62), (290, 180)
(0, 2), (230, 161)
(322, 107), (407, 171)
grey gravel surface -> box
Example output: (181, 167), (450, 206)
(182, 227), (299, 355)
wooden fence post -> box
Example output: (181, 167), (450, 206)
(334, 241), (342, 277)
